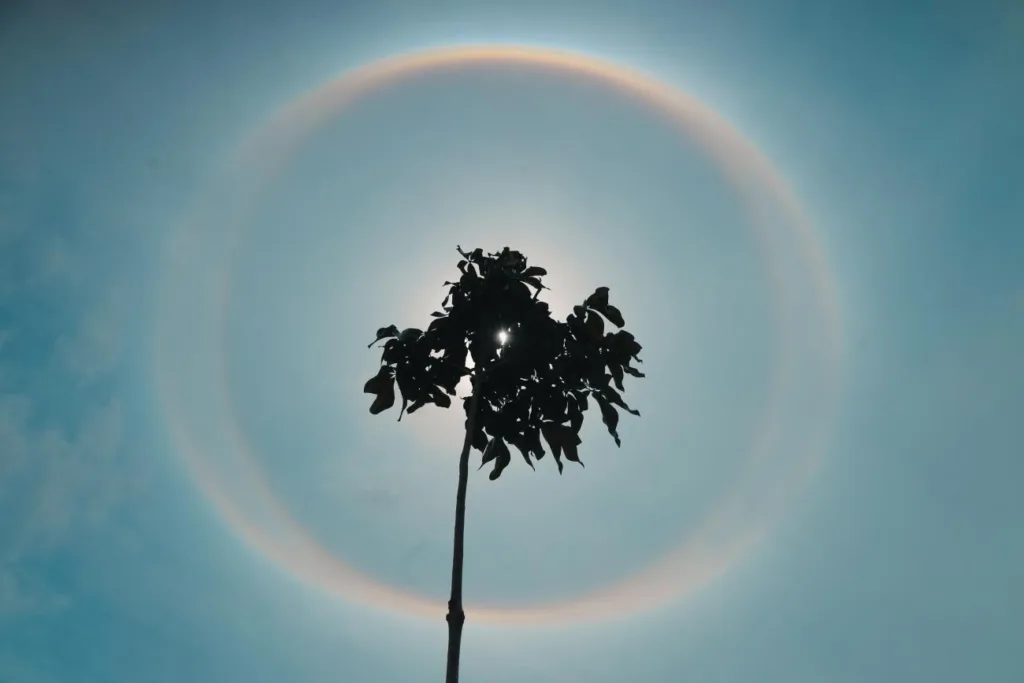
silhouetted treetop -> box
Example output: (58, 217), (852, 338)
(364, 246), (644, 479)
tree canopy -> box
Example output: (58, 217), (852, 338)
(364, 246), (644, 479)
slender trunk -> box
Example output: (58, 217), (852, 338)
(445, 372), (483, 683)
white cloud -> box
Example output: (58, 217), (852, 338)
(0, 396), (126, 617)
(0, 231), (134, 616)
(53, 306), (123, 382)
(0, 571), (68, 617)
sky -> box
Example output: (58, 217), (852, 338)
(1, 0), (1022, 681)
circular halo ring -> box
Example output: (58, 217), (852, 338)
(157, 44), (843, 626)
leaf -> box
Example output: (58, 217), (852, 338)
(479, 437), (498, 468)
(609, 362), (625, 391)
(380, 338), (402, 364)
(526, 427), (545, 461)
(361, 246), (642, 465)
(471, 424), (488, 452)
(540, 423), (564, 473)
(394, 369), (416, 406)
(584, 286), (609, 310)
(541, 422), (583, 472)
(431, 388), (451, 408)
(363, 365), (392, 394)
(487, 438), (512, 480)
(508, 436), (536, 470)
(568, 398), (584, 434)
(602, 304), (625, 328)
(611, 330), (643, 362)
(540, 424), (574, 469)
(603, 387), (641, 416)
(522, 276), (546, 291)
(572, 390), (589, 411)
(426, 316), (451, 342)
(507, 280), (532, 302)
(623, 365), (646, 378)
(369, 378), (396, 415)
(398, 328), (423, 343)
(584, 310), (604, 341)
(593, 394), (621, 447)
(367, 324), (400, 348)
(560, 430), (583, 467)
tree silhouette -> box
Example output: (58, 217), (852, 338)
(364, 246), (644, 683)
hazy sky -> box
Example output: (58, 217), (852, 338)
(2, 1), (1022, 682)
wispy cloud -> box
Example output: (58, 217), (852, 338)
(53, 302), (123, 383)
(0, 395), (126, 616)
(0, 143), (135, 617)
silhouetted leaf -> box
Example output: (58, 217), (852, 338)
(562, 440), (583, 467)
(398, 328), (423, 343)
(432, 388), (452, 408)
(584, 286), (609, 310)
(602, 304), (625, 328)
(522, 276), (545, 291)
(603, 387), (641, 416)
(568, 405), (583, 435)
(364, 245), (644, 478)
(609, 362), (625, 391)
(471, 423), (488, 452)
(539, 422), (564, 472)
(380, 338), (402, 364)
(507, 435), (536, 469)
(584, 310), (604, 340)
(593, 394), (621, 447)
(368, 325), (400, 348)
(540, 422), (584, 473)
(612, 330), (643, 362)
(525, 427), (545, 461)
(479, 437), (498, 468)
(487, 438), (512, 480)
(369, 378), (396, 415)
(572, 390), (589, 411)
(363, 372), (382, 395)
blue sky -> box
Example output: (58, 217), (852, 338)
(1, 0), (1022, 681)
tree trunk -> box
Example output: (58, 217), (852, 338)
(445, 372), (483, 683)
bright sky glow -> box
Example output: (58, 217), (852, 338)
(2, 2), (1022, 683)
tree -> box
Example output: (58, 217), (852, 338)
(363, 246), (644, 683)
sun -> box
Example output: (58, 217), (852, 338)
(497, 330), (509, 345)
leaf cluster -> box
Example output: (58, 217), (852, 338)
(364, 246), (644, 479)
